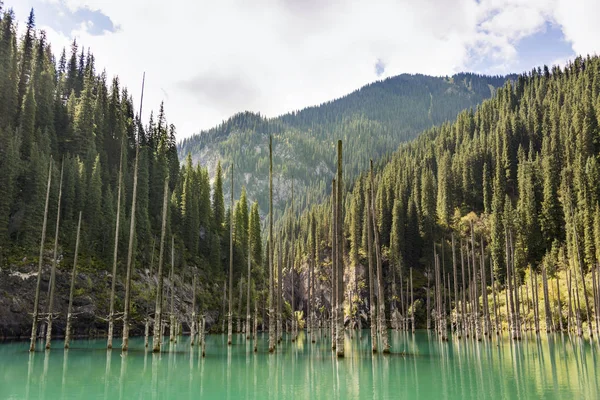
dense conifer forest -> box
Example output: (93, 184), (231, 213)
(1, 5), (600, 344)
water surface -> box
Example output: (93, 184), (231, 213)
(1, 331), (598, 399)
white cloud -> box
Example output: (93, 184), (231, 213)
(14, 0), (600, 139)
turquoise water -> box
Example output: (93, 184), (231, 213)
(1, 331), (598, 399)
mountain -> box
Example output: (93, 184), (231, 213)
(289, 56), (600, 327)
(178, 73), (512, 218)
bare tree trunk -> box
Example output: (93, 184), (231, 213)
(228, 165), (234, 345)
(277, 236), (283, 343)
(480, 237), (491, 337)
(505, 229), (513, 338)
(399, 271), (404, 331)
(571, 208), (593, 337)
(246, 242), (252, 340)
(108, 148), (124, 350)
(152, 178), (169, 353)
(45, 163), (64, 350)
(191, 274), (197, 346)
(122, 143), (140, 351)
(567, 270), (573, 333)
(144, 318), (150, 348)
(509, 231), (521, 339)
(556, 276), (563, 332)
(574, 264), (583, 337)
(336, 141), (344, 357)
(234, 277), (240, 334)
(268, 136), (276, 353)
(331, 178), (337, 351)
(410, 268), (415, 334)
(542, 263), (552, 333)
(530, 268), (539, 334)
(492, 257), (499, 336)
(370, 160), (389, 353)
(311, 228), (317, 343)
(291, 180), (296, 341)
(426, 267), (431, 331)
(593, 265), (599, 338)
(221, 280), (226, 334)
(366, 181), (377, 353)
(452, 235), (459, 337)
(470, 222), (480, 341)
(65, 211), (82, 349)
(201, 315), (206, 357)
(170, 237), (176, 343)
(461, 243), (467, 338)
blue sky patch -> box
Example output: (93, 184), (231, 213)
(14, 0), (117, 37)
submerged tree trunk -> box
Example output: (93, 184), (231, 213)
(277, 236), (283, 343)
(365, 179), (377, 352)
(228, 165), (234, 345)
(410, 268), (415, 334)
(268, 136), (276, 353)
(542, 264), (552, 333)
(460, 243), (467, 338)
(170, 237), (176, 343)
(27, 165), (49, 348)
(311, 227), (317, 343)
(152, 178), (169, 353)
(452, 235), (459, 337)
(65, 211), (82, 349)
(480, 237), (491, 337)
(370, 160), (389, 353)
(336, 141), (344, 357)
(246, 241), (252, 340)
(107, 148), (124, 350)
(45, 163), (64, 350)
(331, 177), (337, 351)
(571, 209), (593, 337)
(122, 143), (139, 352)
(191, 274), (197, 346)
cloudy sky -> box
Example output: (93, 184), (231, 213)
(10, 0), (600, 139)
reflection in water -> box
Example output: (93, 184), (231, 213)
(1, 331), (600, 399)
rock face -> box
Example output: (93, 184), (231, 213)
(0, 260), (218, 340)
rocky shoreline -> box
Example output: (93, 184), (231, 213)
(0, 257), (219, 340)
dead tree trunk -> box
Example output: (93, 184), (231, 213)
(268, 136), (276, 353)
(170, 237), (176, 343)
(336, 141), (344, 357)
(452, 235), (459, 337)
(370, 160), (389, 353)
(542, 264), (552, 333)
(277, 236), (283, 343)
(45, 162), (64, 350)
(291, 180), (296, 341)
(480, 237), (491, 337)
(65, 211), (82, 349)
(122, 143), (139, 352)
(191, 274), (197, 346)
(366, 180), (377, 353)
(228, 165), (234, 345)
(107, 148), (124, 350)
(410, 267), (415, 333)
(570, 208), (593, 337)
(331, 178), (337, 351)
(246, 241), (252, 340)
(152, 177), (169, 353)
(460, 242), (467, 338)
(470, 222), (480, 341)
